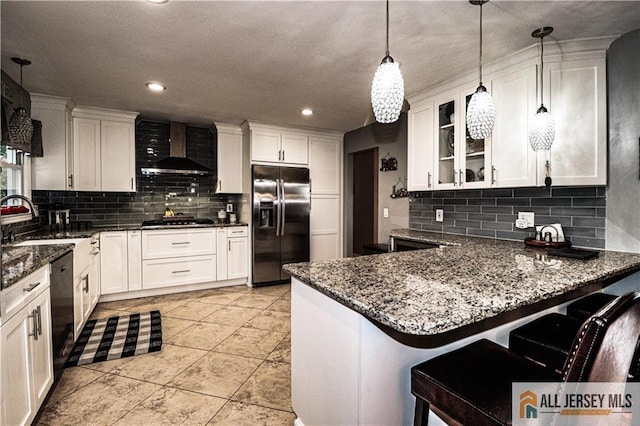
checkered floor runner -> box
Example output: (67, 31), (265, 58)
(65, 311), (162, 368)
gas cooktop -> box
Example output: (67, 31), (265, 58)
(141, 218), (216, 228)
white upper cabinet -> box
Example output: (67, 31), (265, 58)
(541, 56), (607, 186)
(71, 106), (138, 192)
(407, 99), (434, 191)
(433, 85), (491, 190)
(245, 122), (309, 165)
(215, 123), (243, 193)
(30, 94), (75, 191)
(309, 135), (341, 195)
(490, 65), (538, 188)
(407, 38), (609, 190)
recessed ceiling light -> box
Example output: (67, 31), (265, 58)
(146, 82), (166, 92)
(301, 108), (314, 116)
(146, 0), (169, 4)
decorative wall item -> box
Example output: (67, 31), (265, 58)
(380, 152), (398, 171)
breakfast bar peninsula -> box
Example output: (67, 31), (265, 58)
(283, 230), (640, 425)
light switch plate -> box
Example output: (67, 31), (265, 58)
(383, 208), (389, 218)
(226, 203), (233, 212)
(517, 211), (535, 228)
(435, 209), (444, 222)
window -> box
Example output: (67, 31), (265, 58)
(0, 145), (31, 202)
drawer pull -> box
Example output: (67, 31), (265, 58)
(172, 270), (191, 274)
(23, 282), (41, 292)
(231, 231), (243, 234)
(171, 242), (191, 245)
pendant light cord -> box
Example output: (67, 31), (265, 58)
(19, 64), (24, 108)
(540, 35), (544, 106)
(478, 2), (483, 85)
(385, 0), (390, 57)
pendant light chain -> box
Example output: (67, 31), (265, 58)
(539, 35), (544, 106)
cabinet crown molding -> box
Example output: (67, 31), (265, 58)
(30, 93), (75, 111)
(241, 120), (344, 138)
(213, 122), (242, 135)
(72, 106), (139, 122)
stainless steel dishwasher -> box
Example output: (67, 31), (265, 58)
(389, 236), (439, 252)
(50, 250), (74, 381)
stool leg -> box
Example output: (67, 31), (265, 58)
(414, 397), (430, 426)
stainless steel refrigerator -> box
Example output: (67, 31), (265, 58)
(252, 165), (310, 286)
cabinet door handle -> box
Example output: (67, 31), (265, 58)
(172, 270), (191, 274)
(282, 150), (285, 161)
(68, 174), (74, 188)
(131, 178), (134, 190)
(36, 305), (42, 336)
(83, 275), (89, 293)
(228, 240), (231, 251)
(171, 242), (191, 245)
(23, 282), (41, 292)
(29, 310), (38, 340)
(491, 166), (496, 184)
(428, 172), (432, 188)
(218, 180), (222, 191)
(459, 169), (464, 187)
(278, 150), (282, 161)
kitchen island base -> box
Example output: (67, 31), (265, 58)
(291, 275), (638, 425)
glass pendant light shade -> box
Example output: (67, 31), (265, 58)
(8, 57), (34, 147)
(529, 27), (554, 151)
(529, 105), (555, 151)
(467, 85), (496, 139)
(371, 56), (404, 124)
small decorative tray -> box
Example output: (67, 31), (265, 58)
(524, 238), (572, 249)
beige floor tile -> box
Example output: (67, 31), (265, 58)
(213, 284), (251, 294)
(113, 387), (226, 426)
(201, 305), (263, 327)
(266, 334), (291, 364)
(164, 300), (223, 321)
(159, 288), (216, 301)
(38, 374), (161, 426)
(162, 316), (197, 338)
(128, 298), (185, 316)
(47, 367), (105, 404)
(166, 321), (238, 350)
(249, 284), (290, 297)
(88, 308), (132, 321)
(233, 361), (292, 412)
(214, 327), (286, 359)
(266, 297), (291, 313)
(97, 296), (155, 312)
(245, 310), (291, 332)
(169, 351), (262, 398)
(207, 400), (295, 426)
(197, 290), (246, 306)
(230, 294), (279, 310)
(111, 343), (207, 385)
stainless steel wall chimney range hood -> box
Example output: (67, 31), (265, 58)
(141, 121), (212, 176)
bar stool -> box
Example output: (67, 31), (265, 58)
(411, 292), (640, 426)
(508, 293), (618, 374)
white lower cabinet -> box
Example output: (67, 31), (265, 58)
(100, 231), (129, 295)
(310, 195), (341, 261)
(127, 231), (143, 291)
(226, 227), (249, 280)
(71, 238), (92, 340)
(0, 266), (53, 426)
(141, 228), (217, 290)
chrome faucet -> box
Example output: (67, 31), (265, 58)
(0, 194), (40, 217)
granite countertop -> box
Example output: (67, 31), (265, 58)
(284, 229), (640, 344)
(2, 244), (73, 289)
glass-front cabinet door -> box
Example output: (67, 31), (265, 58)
(434, 87), (491, 189)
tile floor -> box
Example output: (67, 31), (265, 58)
(37, 284), (296, 426)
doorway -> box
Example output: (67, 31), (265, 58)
(351, 148), (378, 255)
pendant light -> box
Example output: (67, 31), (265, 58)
(529, 27), (555, 151)
(8, 57), (34, 148)
(466, 0), (495, 140)
(371, 0), (404, 124)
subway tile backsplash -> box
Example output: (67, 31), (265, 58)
(30, 120), (240, 227)
(409, 186), (606, 249)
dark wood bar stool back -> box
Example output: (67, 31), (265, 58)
(411, 292), (640, 425)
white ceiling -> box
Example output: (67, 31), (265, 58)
(2, 1), (639, 133)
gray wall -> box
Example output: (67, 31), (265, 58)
(606, 28), (640, 253)
(344, 114), (409, 255)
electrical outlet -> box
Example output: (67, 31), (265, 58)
(435, 209), (444, 222)
(226, 203), (233, 212)
(383, 208), (389, 218)
(517, 211), (535, 228)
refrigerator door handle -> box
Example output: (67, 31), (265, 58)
(281, 179), (286, 236)
(275, 178), (281, 237)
